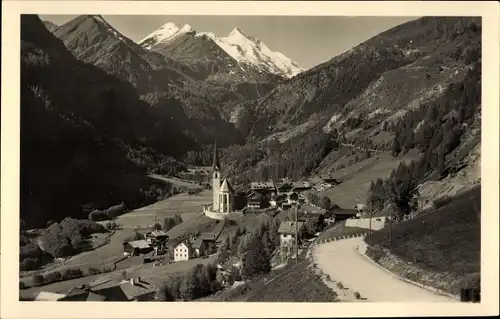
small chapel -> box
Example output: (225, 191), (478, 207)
(208, 141), (235, 214)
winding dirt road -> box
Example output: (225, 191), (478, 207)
(313, 237), (456, 302)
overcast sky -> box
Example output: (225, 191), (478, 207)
(39, 15), (418, 69)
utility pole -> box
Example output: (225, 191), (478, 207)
(295, 203), (299, 264)
(368, 209), (373, 240)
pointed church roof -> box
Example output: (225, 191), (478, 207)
(220, 178), (233, 193)
(212, 140), (220, 172)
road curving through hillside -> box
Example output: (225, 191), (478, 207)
(313, 237), (456, 302)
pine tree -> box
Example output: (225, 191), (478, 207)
(392, 132), (402, 157)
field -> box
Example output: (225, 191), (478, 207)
(364, 185), (481, 296)
(317, 151), (420, 208)
(20, 189), (214, 285)
(20, 255), (217, 300)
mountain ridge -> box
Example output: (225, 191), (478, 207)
(139, 21), (304, 80)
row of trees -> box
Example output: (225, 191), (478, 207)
(367, 161), (420, 221)
(161, 214), (183, 232)
(308, 194), (334, 210)
(155, 263), (221, 301)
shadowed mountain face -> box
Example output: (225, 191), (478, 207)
(20, 15), (192, 228)
(51, 15), (269, 147)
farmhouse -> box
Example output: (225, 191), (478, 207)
(123, 240), (153, 256)
(246, 191), (271, 210)
(145, 230), (169, 247)
(173, 241), (192, 262)
(191, 237), (211, 257)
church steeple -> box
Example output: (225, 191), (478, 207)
(212, 139), (220, 172)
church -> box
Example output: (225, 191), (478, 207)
(203, 141), (235, 215)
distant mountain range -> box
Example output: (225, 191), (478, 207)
(139, 22), (304, 80)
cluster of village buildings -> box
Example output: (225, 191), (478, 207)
(30, 145), (359, 302)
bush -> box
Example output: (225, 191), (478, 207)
(106, 221), (119, 230)
(44, 271), (62, 284)
(32, 275), (45, 286)
(88, 266), (100, 276)
(354, 291), (361, 299)
(54, 243), (74, 258)
(20, 257), (42, 271)
(61, 268), (83, 280)
(88, 210), (110, 221)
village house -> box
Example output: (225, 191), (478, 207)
(270, 193), (286, 208)
(246, 191), (271, 210)
(278, 220), (304, 262)
(291, 181), (312, 194)
(145, 230), (169, 247)
(58, 277), (155, 302)
(173, 241), (192, 262)
(191, 237), (210, 257)
(122, 240), (153, 256)
(286, 192), (300, 205)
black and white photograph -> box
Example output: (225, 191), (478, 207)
(1, 0), (499, 317)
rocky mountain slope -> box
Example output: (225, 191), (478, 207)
(219, 17), (481, 204)
(21, 15), (191, 228)
(51, 15), (280, 147)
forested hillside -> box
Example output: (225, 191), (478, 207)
(21, 15), (185, 228)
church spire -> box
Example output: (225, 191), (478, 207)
(212, 138), (220, 172)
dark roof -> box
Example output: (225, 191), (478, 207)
(247, 191), (262, 199)
(59, 287), (108, 302)
(201, 233), (217, 241)
(278, 221), (304, 234)
(277, 183), (293, 189)
(192, 237), (209, 249)
(124, 240), (151, 249)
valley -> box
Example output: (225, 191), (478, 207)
(19, 14), (481, 303)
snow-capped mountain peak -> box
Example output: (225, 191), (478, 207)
(140, 22), (304, 78)
(228, 27), (247, 38)
(214, 28), (304, 78)
(139, 22), (195, 49)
